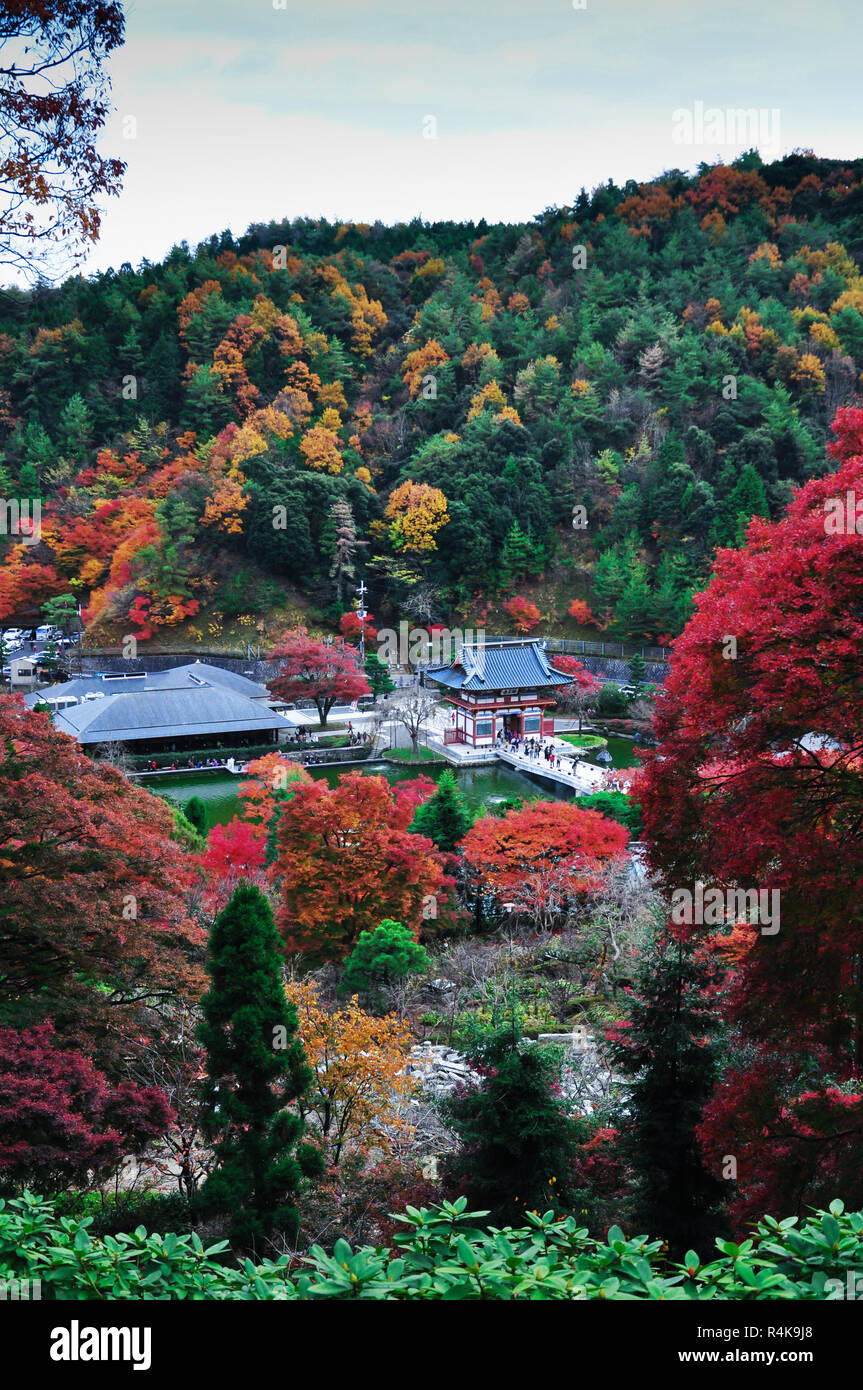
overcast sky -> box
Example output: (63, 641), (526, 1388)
(81, 0), (863, 273)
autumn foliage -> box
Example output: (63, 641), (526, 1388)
(273, 772), (447, 964)
(0, 696), (202, 1070)
(286, 979), (416, 1163)
(0, 1022), (171, 1193)
(268, 628), (370, 727)
(385, 480), (450, 553)
(502, 595), (541, 633)
(635, 406), (863, 1227)
(461, 801), (628, 927)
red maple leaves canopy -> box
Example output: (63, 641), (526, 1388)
(273, 771), (445, 964)
(0, 695), (202, 1070)
(461, 800), (628, 927)
(635, 407), (863, 1227)
(268, 628), (370, 725)
(0, 1021), (171, 1193)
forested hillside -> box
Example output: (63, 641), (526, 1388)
(2, 150), (862, 644)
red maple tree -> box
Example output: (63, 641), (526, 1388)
(273, 771), (447, 963)
(502, 595), (541, 634)
(339, 610), (378, 644)
(0, 696), (203, 1070)
(461, 801), (628, 929)
(198, 818), (267, 911)
(634, 406), (863, 1226)
(0, 1021), (171, 1193)
(550, 653), (601, 729)
(567, 598), (597, 627)
(268, 628), (371, 727)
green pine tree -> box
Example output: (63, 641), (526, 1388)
(59, 393), (93, 463)
(41, 593), (79, 636)
(613, 564), (653, 641)
(410, 768), (474, 851)
(184, 796), (208, 837)
(441, 1023), (585, 1225)
(364, 651), (395, 701)
(608, 917), (727, 1256)
(197, 880), (323, 1250)
(339, 919), (430, 1007)
(628, 651), (647, 686)
(592, 548), (626, 612)
(651, 552), (698, 637)
(713, 462), (769, 548)
(727, 462), (769, 544)
(17, 461), (41, 501)
(499, 519), (536, 587)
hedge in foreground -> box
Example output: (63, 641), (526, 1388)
(0, 1193), (860, 1300)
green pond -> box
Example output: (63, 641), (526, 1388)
(152, 735), (642, 830)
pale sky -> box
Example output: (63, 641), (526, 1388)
(66, 0), (863, 273)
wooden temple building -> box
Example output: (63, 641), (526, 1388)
(426, 638), (573, 749)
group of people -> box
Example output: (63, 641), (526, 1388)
(292, 728), (318, 745)
(497, 731), (569, 774)
(347, 728), (371, 746)
(143, 756), (225, 771)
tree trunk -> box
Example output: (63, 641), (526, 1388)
(855, 953), (863, 1075)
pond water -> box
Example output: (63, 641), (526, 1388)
(153, 735), (644, 831)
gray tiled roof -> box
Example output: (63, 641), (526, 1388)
(427, 640), (573, 693)
(49, 685), (294, 745)
(22, 661), (268, 705)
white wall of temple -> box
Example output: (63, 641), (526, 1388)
(441, 691), (561, 745)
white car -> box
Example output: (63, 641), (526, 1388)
(2, 629), (24, 648)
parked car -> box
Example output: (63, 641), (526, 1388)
(35, 625), (60, 642)
(2, 628), (24, 647)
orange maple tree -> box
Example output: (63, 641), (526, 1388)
(461, 801), (628, 928)
(285, 979), (416, 1162)
(273, 771), (446, 964)
(503, 595), (541, 633)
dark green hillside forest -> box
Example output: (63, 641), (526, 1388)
(1, 150), (862, 642)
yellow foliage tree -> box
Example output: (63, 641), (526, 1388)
(792, 352), (826, 394)
(810, 321), (840, 353)
(467, 379), (512, 422)
(385, 480), (450, 553)
(300, 423), (344, 474)
(250, 403), (295, 444)
(229, 422), (268, 465)
(285, 980), (416, 1163)
(317, 380), (348, 413)
(461, 340), (494, 373)
(324, 268), (387, 357)
(748, 242), (782, 268)
(401, 339), (450, 397)
(286, 360), (321, 396)
(202, 475), (248, 534)
(413, 256), (446, 283)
